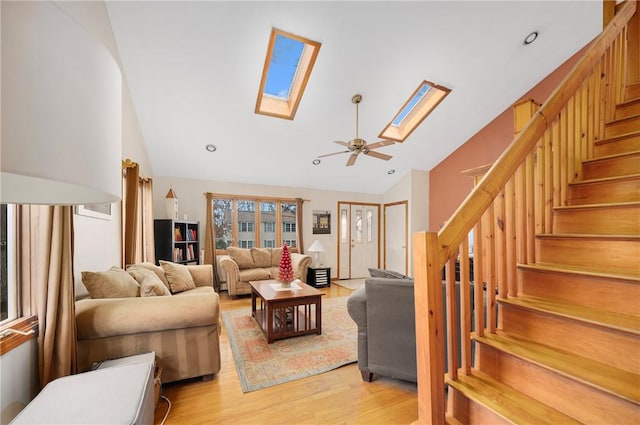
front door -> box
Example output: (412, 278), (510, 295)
(338, 202), (380, 279)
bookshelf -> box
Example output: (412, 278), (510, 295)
(154, 219), (199, 265)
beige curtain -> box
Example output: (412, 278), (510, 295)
(296, 198), (304, 254)
(204, 194), (220, 291)
(122, 159), (154, 266)
(18, 205), (77, 388)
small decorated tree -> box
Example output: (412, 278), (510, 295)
(278, 244), (294, 288)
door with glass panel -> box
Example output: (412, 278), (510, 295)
(338, 202), (379, 279)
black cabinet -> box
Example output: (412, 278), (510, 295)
(307, 267), (331, 288)
(154, 219), (199, 265)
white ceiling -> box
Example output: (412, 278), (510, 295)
(105, 1), (601, 194)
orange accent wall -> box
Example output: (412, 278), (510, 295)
(428, 44), (589, 230)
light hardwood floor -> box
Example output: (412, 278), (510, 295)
(153, 283), (418, 425)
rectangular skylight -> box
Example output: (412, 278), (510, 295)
(256, 28), (321, 120)
(264, 34), (305, 100)
(379, 80), (450, 142)
(391, 83), (431, 126)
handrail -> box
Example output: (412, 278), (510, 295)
(435, 0), (637, 269)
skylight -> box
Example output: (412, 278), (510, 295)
(264, 35), (305, 100)
(379, 80), (450, 142)
(256, 28), (321, 120)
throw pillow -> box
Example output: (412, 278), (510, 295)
(82, 266), (140, 299)
(130, 262), (172, 292)
(159, 260), (196, 293)
(271, 247), (282, 267)
(368, 268), (409, 279)
(250, 247), (271, 268)
(126, 267), (172, 297)
(228, 247), (255, 269)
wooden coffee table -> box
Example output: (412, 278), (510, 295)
(250, 279), (324, 343)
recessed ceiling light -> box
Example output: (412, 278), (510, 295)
(387, 169), (395, 175)
(524, 31), (538, 45)
(312, 159), (321, 165)
(205, 144), (217, 152)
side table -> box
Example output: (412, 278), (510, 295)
(307, 267), (331, 288)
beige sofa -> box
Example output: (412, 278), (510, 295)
(75, 262), (221, 383)
(219, 247), (312, 298)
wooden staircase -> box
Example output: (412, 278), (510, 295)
(444, 93), (640, 425)
(413, 2), (640, 424)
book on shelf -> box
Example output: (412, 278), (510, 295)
(173, 247), (183, 262)
(174, 227), (182, 242)
(186, 229), (197, 241)
(186, 244), (195, 261)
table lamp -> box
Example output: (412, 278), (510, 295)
(307, 240), (326, 267)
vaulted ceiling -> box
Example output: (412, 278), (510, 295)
(105, 1), (601, 194)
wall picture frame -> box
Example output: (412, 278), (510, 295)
(312, 210), (331, 234)
(75, 203), (113, 220)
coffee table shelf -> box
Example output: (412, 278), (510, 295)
(250, 280), (324, 343)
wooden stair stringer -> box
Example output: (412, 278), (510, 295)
(446, 370), (582, 425)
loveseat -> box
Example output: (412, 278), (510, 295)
(219, 247), (312, 298)
(75, 261), (221, 383)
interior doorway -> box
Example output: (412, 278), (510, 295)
(384, 201), (408, 275)
(337, 202), (380, 279)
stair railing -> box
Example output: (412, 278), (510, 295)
(413, 1), (637, 423)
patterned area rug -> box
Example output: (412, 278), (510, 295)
(333, 278), (365, 290)
(222, 296), (357, 392)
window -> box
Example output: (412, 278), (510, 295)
(255, 28), (321, 120)
(239, 240), (254, 249)
(239, 222), (255, 232)
(379, 80), (451, 142)
(213, 199), (233, 249)
(210, 196), (299, 251)
(1, 204), (17, 324)
(282, 239), (297, 248)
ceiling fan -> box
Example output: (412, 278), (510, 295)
(318, 94), (394, 167)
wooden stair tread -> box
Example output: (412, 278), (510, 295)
(595, 131), (640, 145)
(447, 370), (582, 425)
(606, 114), (640, 127)
(568, 173), (640, 186)
(499, 295), (640, 335)
(582, 150), (640, 165)
(519, 262), (640, 281)
(537, 233), (640, 241)
(477, 332), (640, 404)
(553, 201), (640, 211)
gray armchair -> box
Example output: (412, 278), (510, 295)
(347, 275), (474, 383)
(347, 277), (417, 383)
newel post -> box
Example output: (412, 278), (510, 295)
(413, 231), (445, 424)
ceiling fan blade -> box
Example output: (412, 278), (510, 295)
(364, 150), (392, 161)
(366, 139), (395, 150)
(318, 150), (349, 158)
(334, 140), (350, 148)
(346, 153), (358, 167)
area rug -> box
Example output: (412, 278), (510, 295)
(222, 296), (357, 392)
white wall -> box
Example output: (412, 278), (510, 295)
(153, 175), (383, 278)
(382, 169), (429, 276)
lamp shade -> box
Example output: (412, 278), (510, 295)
(1, 2), (122, 205)
(308, 239), (326, 253)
